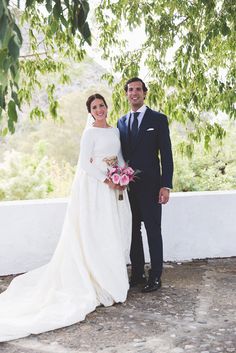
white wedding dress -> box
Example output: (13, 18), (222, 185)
(0, 126), (132, 342)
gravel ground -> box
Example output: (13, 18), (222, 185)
(0, 258), (235, 353)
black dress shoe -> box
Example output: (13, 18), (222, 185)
(129, 274), (147, 287)
(142, 278), (161, 293)
(141, 278), (162, 293)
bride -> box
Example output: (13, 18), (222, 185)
(0, 93), (132, 342)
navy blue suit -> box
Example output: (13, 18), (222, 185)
(118, 107), (173, 279)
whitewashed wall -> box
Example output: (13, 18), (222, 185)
(0, 191), (236, 275)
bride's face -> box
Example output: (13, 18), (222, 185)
(90, 98), (108, 122)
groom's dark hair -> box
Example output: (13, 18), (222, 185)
(124, 77), (148, 93)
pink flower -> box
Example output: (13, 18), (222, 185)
(111, 173), (120, 184)
(110, 167), (118, 174)
(124, 167), (134, 176)
(120, 174), (130, 186)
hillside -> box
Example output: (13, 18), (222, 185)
(0, 57), (113, 165)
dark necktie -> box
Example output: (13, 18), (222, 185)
(130, 112), (140, 145)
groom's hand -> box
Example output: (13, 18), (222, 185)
(158, 188), (170, 204)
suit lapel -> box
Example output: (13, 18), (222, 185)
(132, 108), (152, 150)
(121, 113), (130, 144)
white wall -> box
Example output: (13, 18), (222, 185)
(0, 199), (66, 276)
(162, 191), (236, 260)
(0, 191), (236, 275)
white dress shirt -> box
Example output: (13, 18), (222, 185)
(127, 105), (147, 128)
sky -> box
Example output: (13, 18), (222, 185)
(86, 1), (147, 75)
(13, 0), (146, 74)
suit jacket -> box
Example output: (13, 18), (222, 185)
(118, 107), (173, 192)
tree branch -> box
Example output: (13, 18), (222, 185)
(19, 52), (48, 58)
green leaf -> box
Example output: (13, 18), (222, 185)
(49, 100), (58, 119)
(30, 107), (45, 120)
(25, 0), (35, 7)
(53, 1), (62, 19)
(0, 1), (4, 17)
(0, 48), (8, 80)
(8, 36), (20, 61)
(12, 91), (20, 108)
(49, 19), (58, 34)
(8, 118), (15, 133)
(13, 23), (23, 46)
(0, 85), (6, 109)
(2, 127), (8, 136)
(0, 70), (8, 88)
(2, 0), (9, 13)
(46, 0), (52, 13)
(77, 1), (89, 26)
(60, 14), (68, 28)
(0, 15), (8, 42)
(221, 21), (231, 36)
(0, 48), (8, 69)
(10, 64), (16, 79)
(2, 57), (11, 72)
(78, 22), (91, 45)
(8, 100), (17, 123)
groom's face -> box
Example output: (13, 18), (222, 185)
(126, 81), (146, 111)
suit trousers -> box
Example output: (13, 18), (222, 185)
(128, 188), (163, 280)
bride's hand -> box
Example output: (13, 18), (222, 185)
(117, 185), (126, 191)
(104, 179), (126, 191)
(104, 179), (118, 190)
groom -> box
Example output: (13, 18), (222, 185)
(118, 77), (174, 293)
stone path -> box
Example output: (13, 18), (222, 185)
(0, 258), (235, 353)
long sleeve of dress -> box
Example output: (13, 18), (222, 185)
(79, 129), (107, 182)
(115, 128), (125, 167)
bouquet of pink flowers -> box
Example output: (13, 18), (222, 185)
(106, 164), (139, 200)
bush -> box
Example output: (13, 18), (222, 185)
(0, 141), (75, 201)
(173, 123), (236, 192)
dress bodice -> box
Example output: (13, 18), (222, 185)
(79, 127), (124, 181)
(90, 127), (120, 157)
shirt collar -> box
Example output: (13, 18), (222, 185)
(130, 105), (147, 114)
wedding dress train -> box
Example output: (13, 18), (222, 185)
(0, 127), (132, 342)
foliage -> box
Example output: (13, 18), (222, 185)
(1, 0), (235, 155)
(96, 0), (236, 155)
(0, 140), (75, 200)
(0, 1), (22, 135)
(0, 80), (112, 201)
(0, 0), (91, 134)
(0, 117), (235, 201)
(173, 121), (236, 191)
(1, 0), (236, 200)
